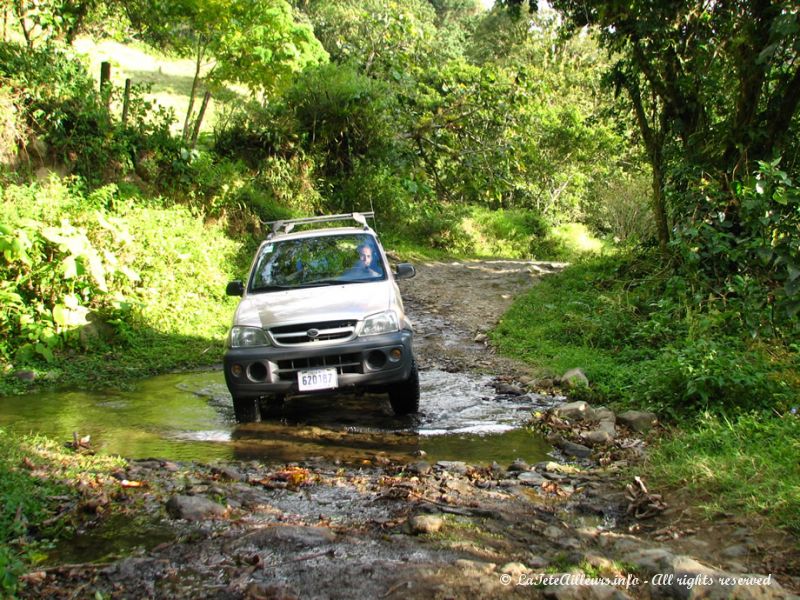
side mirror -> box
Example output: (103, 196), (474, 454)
(394, 263), (416, 280)
(226, 280), (245, 296)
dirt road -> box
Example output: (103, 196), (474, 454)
(18, 260), (799, 599)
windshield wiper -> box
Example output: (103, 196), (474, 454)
(250, 284), (293, 292)
(298, 278), (343, 288)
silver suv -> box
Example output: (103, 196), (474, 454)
(223, 213), (418, 422)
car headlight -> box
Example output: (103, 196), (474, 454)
(228, 326), (270, 347)
(360, 311), (399, 337)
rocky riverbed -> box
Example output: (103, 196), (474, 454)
(16, 260), (800, 599)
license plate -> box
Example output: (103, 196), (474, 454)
(297, 368), (338, 391)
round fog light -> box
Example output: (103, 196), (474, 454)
(389, 348), (403, 361)
(231, 364), (243, 377)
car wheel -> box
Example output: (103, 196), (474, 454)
(232, 395), (259, 423)
(388, 360), (420, 416)
(258, 395), (285, 420)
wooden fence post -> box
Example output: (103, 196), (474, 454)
(100, 62), (111, 106)
(122, 79), (132, 124)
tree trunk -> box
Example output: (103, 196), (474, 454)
(183, 40), (207, 142)
(625, 74), (670, 255)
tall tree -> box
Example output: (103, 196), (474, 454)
(123, 0), (327, 139)
(545, 0), (800, 253)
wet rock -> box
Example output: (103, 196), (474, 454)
(166, 495), (227, 521)
(114, 557), (159, 580)
(556, 439), (593, 459)
(536, 377), (557, 390)
(436, 461), (468, 474)
(553, 401), (596, 422)
(594, 407), (616, 423)
(244, 525), (336, 548)
(537, 461), (581, 475)
(507, 458), (531, 472)
(489, 461), (505, 476)
(528, 555), (549, 569)
(244, 582), (299, 600)
(443, 478), (472, 495)
(560, 368), (590, 388)
(581, 430), (614, 446)
(517, 472), (547, 486)
(543, 526), (564, 540)
(407, 461), (432, 475)
(617, 410), (658, 433)
(495, 382), (525, 396)
(474, 332), (488, 343)
(409, 514), (444, 535)
(211, 465), (244, 482)
(721, 544), (750, 559)
(596, 420), (617, 437)
(621, 549), (790, 599)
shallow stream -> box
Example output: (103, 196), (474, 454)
(0, 368), (554, 466)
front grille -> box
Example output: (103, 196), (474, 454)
(270, 320), (357, 345)
(275, 353), (362, 381)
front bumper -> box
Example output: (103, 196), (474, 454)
(223, 330), (414, 399)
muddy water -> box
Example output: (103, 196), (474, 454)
(0, 369), (554, 466)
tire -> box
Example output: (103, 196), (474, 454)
(258, 395), (285, 420)
(388, 360), (420, 415)
(232, 395), (259, 423)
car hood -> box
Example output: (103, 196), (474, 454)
(234, 281), (396, 328)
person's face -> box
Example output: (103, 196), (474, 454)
(359, 247), (372, 267)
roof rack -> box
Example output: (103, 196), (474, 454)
(265, 212), (375, 237)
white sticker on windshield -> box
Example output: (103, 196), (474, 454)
(264, 244), (274, 253)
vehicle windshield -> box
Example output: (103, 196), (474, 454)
(249, 233), (386, 292)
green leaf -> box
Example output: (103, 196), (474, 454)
(63, 255), (78, 279)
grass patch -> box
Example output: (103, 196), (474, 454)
(0, 428), (126, 595)
(460, 207), (609, 260)
(645, 412), (800, 534)
(494, 252), (800, 536)
(491, 255), (647, 403)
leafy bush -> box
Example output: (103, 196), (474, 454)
(1, 180), (141, 364)
(638, 338), (791, 417)
(672, 159), (800, 337)
(0, 178), (242, 390)
(591, 169), (655, 244)
(285, 63), (399, 178)
(461, 207), (550, 258)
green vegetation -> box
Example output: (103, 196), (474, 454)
(645, 412), (800, 534)
(494, 253), (800, 531)
(0, 429), (126, 595)
(0, 178), (244, 394)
